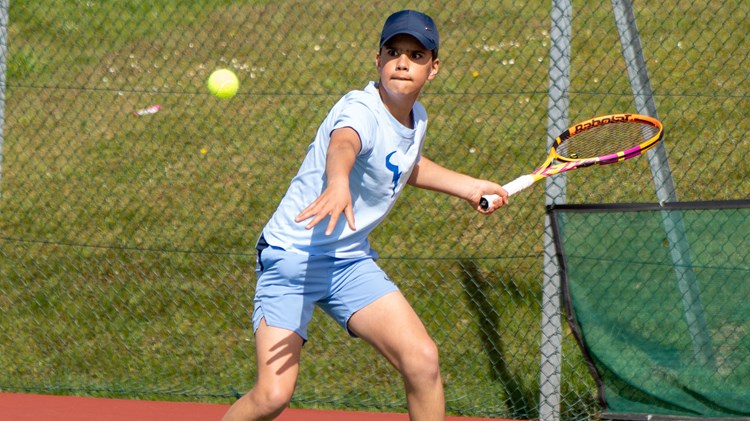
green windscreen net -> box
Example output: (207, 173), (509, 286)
(549, 201), (750, 419)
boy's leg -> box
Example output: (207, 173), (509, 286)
(221, 318), (304, 421)
(347, 291), (445, 421)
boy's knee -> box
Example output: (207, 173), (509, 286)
(402, 339), (441, 381)
(263, 388), (294, 413)
(247, 385), (294, 418)
(419, 339), (440, 368)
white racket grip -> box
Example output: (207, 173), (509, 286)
(480, 175), (536, 209)
(502, 174), (536, 196)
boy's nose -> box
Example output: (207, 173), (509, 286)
(396, 54), (409, 70)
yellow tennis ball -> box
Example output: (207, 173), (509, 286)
(207, 69), (239, 99)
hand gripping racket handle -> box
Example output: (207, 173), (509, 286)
(479, 174), (536, 209)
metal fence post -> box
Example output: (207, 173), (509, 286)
(611, 0), (715, 366)
(540, 0), (572, 420)
(0, 0), (9, 190)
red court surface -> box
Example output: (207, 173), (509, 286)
(0, 392), (509, 421)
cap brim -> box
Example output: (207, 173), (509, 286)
(381, 31), (437, 52)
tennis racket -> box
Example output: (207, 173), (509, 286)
(480, 113), (663, 209)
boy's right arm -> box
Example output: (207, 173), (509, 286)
(408, 156), (508, 212)
(294, 127), (361, 235)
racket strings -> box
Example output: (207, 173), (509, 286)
(557, 122), (660, 159)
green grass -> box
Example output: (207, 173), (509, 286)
(0, 0), (747, 419)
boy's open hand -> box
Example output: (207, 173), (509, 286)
(295, 182), (356, 235)
(295, 127), (361, 235)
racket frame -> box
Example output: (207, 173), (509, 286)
(480, 113), (663, 208)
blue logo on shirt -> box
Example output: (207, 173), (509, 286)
(385, 151), (402, 197)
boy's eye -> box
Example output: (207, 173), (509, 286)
(385, 48), (426, 60)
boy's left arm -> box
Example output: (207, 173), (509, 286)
(295, 127), (361, 234)
(407, 156), (508, 212)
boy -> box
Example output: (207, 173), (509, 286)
(222, 10), (508, 421)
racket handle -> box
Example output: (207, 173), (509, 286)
(479, 175), (536, 209)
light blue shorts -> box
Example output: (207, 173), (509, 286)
(252, 244), (398, 341)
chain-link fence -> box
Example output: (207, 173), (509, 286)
(0, 1), (747, 420)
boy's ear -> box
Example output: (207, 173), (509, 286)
(428, 58), (440, 80)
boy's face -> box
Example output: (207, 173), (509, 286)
(376, 34), (439, 99)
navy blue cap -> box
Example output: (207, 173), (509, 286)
(379, 10), (439, 57)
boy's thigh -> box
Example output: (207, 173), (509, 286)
(318, 257), (399, 336)
(347, 288), (431, 346)
(346, 289), (440, 375)
(253, 318), (304, 397)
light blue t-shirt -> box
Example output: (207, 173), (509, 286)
(261, 81), (428, 258)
